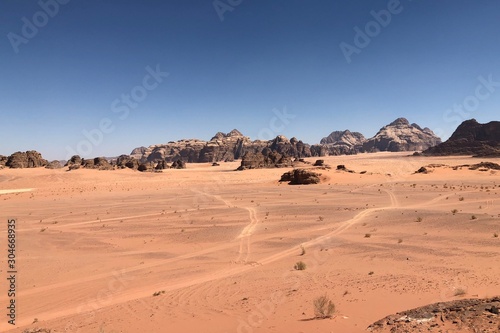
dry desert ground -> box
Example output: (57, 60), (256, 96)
(1, 152), (499, 333)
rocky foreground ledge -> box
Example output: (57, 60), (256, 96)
(368, 297), (500, 333)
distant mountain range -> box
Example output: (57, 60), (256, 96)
(5, 117), (498, 170)
(130, 117), (442, 163)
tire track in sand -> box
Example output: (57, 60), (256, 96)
(8, 189), (398, 330)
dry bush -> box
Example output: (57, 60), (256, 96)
(313, 295), (335, 319)
(294, 261), (306, 270)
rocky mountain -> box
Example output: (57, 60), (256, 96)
(320, 130), (365, 146)
(131, 130), (313, 163)
(423, 119), (500, 157)
(316, 130), (366, 155)
(362, 118), (441, 152)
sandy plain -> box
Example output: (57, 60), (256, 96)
(0, 152), (499, 333)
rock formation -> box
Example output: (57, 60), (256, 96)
(362, 118), (441, 152)
(65, 155), (113, 170)
(131, 130), (314, 164)
(5, 151), (48, 168)
(279, 169), (321, 185)
(423, 119), (500, 157)
(0, 155), (7, 168)
(116, 155), (140, 170)
(45, 160), (63, 169)
(237, 151), (292, 170)
(316, 130), (365, 155)
(170, 159), (186, 169)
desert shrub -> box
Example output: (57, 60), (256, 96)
(313, 295), (335, 318)
(294, 261), (306, 270)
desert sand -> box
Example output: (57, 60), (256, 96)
(1, 152), (499, 333)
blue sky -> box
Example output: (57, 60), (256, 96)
(1, 0), (500, 160)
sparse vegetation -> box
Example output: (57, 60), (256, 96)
(313, 294), (335, 319)
(471, 215), (477, 220)
(318, 216), (324, 221)
(364, 233), (371, 238)
(368, 271), (374, 275)
(459, 196), (465, 201)
(454, 288), (467, 296)
(494, 233), (499, 238)
(398, 238), (403, 244)
(451, 209), (458, 215)
(416, 217), (423, 222)
(22, 329), (51, 333)
(294, 261), (306, 270)
(153, 290), (165, 296)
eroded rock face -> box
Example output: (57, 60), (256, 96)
(423, 119), (500, 156)
(237, 151), (292, 170)
(362, 118), (441, 152)
(6, 151), (48, 168)
(280, 169), (321, 185)
(131, 130), (314, 163)
(316, 130), (366, 155)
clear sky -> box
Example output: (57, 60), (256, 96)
(1, 0), (500, 160)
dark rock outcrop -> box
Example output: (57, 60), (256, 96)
(170, 159), (186, 169)
(6, 151), (48, 168)
(423, 119), (500, 157)
(116, 155), (139, 170)
(362, 118), (441, 152)
(237, 151), (292, 170)
(65, 155), (82, 167)
(280, 169), (321, 185)
(66, 156), (113, 171)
